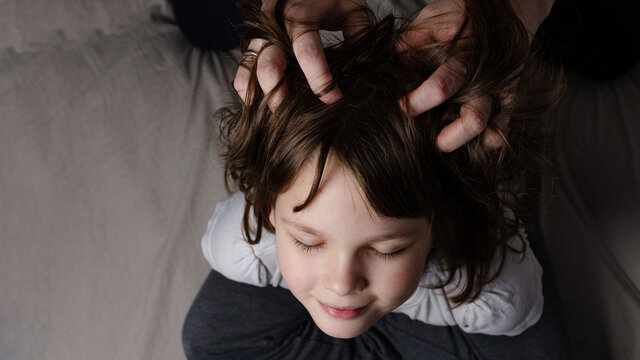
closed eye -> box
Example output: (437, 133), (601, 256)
(293, 238), (404, 260)
(293, 238), (320, 252)
(369, 247), (404, 260)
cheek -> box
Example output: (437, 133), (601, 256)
(275, 236), (316, 291)
(374, 254), (426, 301)
(384, 265), (421, 294)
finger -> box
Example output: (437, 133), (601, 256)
(436, 96), (492, 152)
(397, 12), (447, 51)
(396, 2), (464, 52)
(341, 5), (371, 40)
(233, 60), (251, 103)
(256, 44), (289, 111)
(289, 29), (343, 104)
(233, 38), (267, 103)
(401, 59), (465, 117)
(482, 113), (510, 149)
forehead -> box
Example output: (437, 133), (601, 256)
(278, 152), (367, 215)
(275, 153), (427, 237)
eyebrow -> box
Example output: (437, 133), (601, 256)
(281, 217), (420, 243)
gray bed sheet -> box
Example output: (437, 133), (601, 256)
(541, 65), (640, 359)
(1, 2), (233, 358)
(1, 0), (638, 359)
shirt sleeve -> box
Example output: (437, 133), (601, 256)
(393, 229), (544, 336)
(201, 192), (287, 288)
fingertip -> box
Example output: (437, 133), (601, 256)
(395, 31), (415, 53)
(436, 116), (480, 153)
(436, 132), (456, 153)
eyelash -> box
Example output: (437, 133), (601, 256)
(293, 239), (404, 260)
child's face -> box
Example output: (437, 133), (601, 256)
(269, 154), (432, 339)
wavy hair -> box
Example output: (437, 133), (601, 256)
(218, 0), (565, 304)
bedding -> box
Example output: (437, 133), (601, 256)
(0, 2), (233, 358)
(540, 65), (640, 359)
(1, 0), (638, 359)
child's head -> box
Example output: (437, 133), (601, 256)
(270, 151), (432, 338)
(220, 0), (563, 338)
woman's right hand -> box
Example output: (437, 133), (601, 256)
(233, 0), (369, 109)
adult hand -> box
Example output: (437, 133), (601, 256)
(400, 0), (555, 152)
(233, 0), (369, 110)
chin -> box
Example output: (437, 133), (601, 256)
(314, 319), (370, 339)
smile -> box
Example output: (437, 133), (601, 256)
(318, 300), (370, 319)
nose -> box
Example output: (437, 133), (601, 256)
(322, 254), (367, 296)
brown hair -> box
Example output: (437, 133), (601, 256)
(219, 0), (565, 304)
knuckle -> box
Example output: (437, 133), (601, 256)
(417, 4), (437, 20)
(462, 110), (488, 134)
(284, 3), (307, 21)
(295, 42), (322, 63)
(256, 59), (283, 84)
(437, 25), (458, 40)
(431, 76), (454, 103)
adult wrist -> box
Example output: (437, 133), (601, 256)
(509, 0), (556, 36)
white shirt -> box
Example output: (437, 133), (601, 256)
(202, 192), (544, 336)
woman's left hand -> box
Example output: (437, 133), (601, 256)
(399, 0), (555, 152)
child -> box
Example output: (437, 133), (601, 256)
(184, 0), (565, 357)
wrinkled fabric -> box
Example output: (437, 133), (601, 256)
(0, 2), (236, 359)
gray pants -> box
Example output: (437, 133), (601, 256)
(182, 227), (569, 359)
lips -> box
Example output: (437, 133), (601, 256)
(318, 300), (369, 319)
